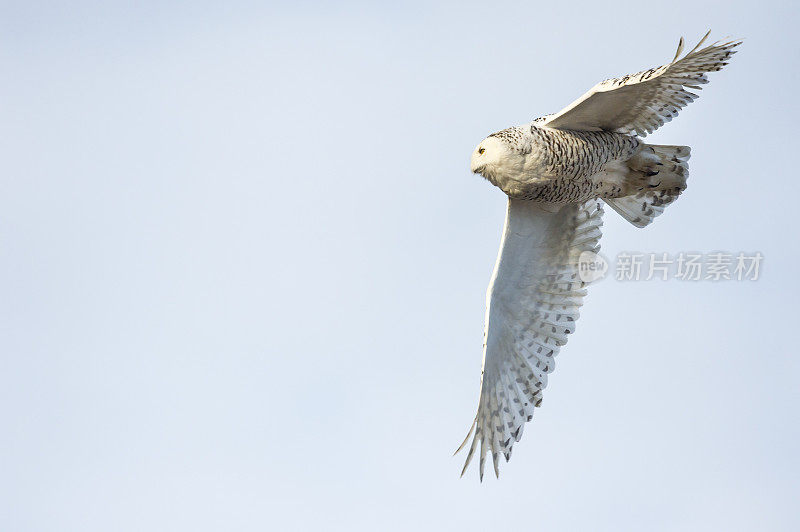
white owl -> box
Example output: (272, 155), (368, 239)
(457, 32), (740, 480)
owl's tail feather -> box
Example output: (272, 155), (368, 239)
(606, 144), (690, 228)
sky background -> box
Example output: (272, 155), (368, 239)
(1, 1), (799, 530)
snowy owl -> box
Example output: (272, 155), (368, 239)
(457, 32), (740, 480)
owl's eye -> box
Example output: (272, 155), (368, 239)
(478, 147), (485, 155)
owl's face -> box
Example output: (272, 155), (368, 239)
(470, 136), (516, 181)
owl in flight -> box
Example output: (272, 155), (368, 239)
(456, 32), (739, 480)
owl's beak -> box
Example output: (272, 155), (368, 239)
(470, 153), (484, 174)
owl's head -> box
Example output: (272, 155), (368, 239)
(470, 135), (515, 180)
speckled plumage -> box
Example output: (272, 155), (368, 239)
(481, 125), (640, 202)
(458, 32), (739, 480)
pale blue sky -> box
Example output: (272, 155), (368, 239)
(1, 1), (799, 530)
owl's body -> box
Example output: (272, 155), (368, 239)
(476, 124), (641, 203)
(458, 33), (739, 480)
(473, 122), (690, 224)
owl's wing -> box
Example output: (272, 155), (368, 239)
(456, 198), (604, 480)
(540, 32), (740, 136)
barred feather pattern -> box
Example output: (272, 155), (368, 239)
(542, 32), (741, 136)
(456, 198), (604, 480)
(513, 127), (638, 202)
(481, 125), (638, 203)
